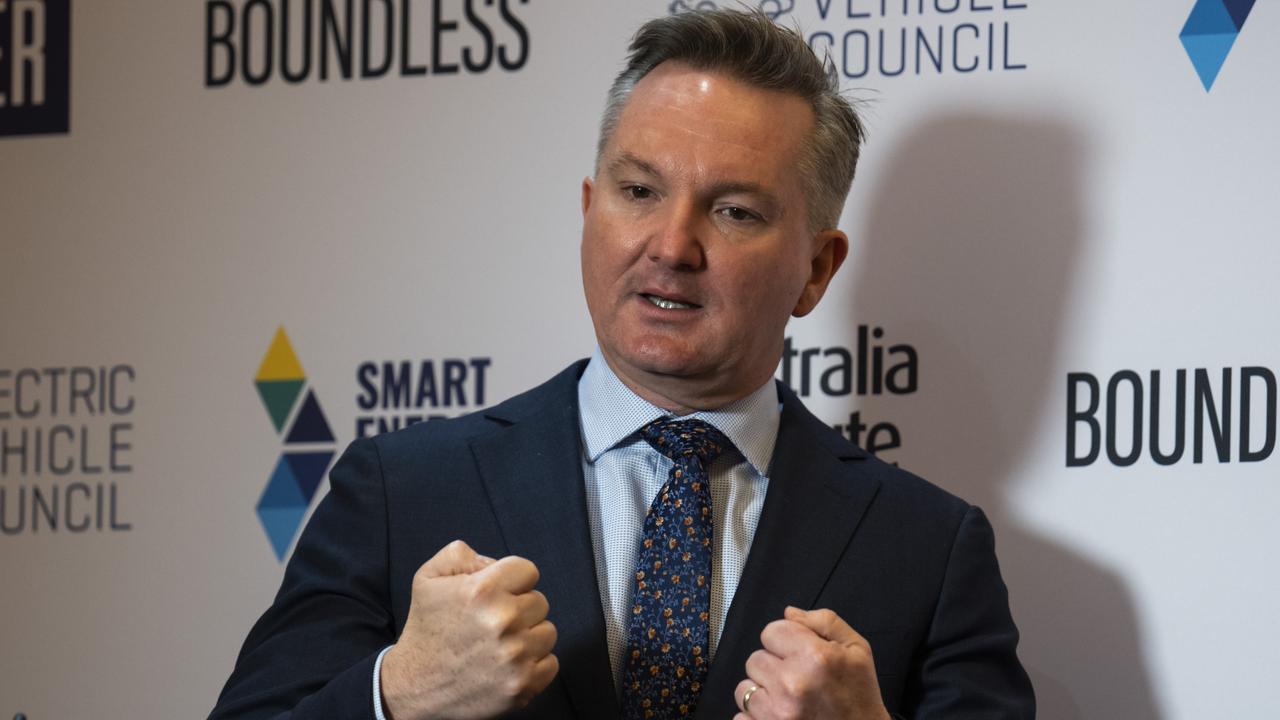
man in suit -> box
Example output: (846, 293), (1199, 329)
(212, 9), (1034, 720)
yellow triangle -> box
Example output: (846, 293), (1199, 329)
(256, 326), (306, 381)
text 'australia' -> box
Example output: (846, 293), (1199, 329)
(780, 327), (919, 457)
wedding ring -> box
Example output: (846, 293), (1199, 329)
(743, 684), (759, 713)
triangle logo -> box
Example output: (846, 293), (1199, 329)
(285, 390), (336, 444)
(256, 326), (306, 382)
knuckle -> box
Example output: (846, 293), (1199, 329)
(811, 643), (840, 672)
(503, 674), (526, 700)
(411, 569), (431, 593)
(793, 674), (818, 700)
(516, 556), (540, 583)
(760, 618), (789, 643)
(497, 638), (524, 665)
(849, 643), (875, 672)
(504, 662), (539, 699)
(848, 631), (870, 652)
(484, 606), (516, 635)
(861, 631), (877, 653)
(412, 557), (437, 582)
(812, 608), (838, 625)
(778, 669), (806, 700)
(468, 574), (499, 601)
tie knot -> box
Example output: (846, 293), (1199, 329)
(639, 417), (732, 465)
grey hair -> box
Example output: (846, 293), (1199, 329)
(596, 8), (864, 231)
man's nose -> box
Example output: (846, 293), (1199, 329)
(647, 200), (705, 271)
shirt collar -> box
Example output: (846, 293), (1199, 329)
(578, 348), (781, 476)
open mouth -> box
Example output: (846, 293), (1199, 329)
(642, 293), (700, 310)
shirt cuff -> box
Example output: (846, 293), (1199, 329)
(372, 645), (395, 720)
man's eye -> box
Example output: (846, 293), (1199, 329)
(623, 185), (654, 200)
(718, 206), (759, 223)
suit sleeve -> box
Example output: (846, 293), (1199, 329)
(909, 506), (1036, 719)
(209, 438), (395, 720)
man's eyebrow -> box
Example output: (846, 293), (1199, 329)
(606, 152), (663, 180)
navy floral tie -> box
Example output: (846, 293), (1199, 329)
(620, 417), (733, 719)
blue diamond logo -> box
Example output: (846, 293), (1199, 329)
(256, 455), (309, 560)
(1180, 0), (1255, 91)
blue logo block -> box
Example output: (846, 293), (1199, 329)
(1180, 0), (1255, 91)
(256, 455), (310, 561)
(253, 328), (337, 561)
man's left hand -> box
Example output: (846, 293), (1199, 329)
(733, 606), (892, 720)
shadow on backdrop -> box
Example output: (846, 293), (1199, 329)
(848, 114), (1162, 719)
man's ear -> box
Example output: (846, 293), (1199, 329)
(792, 229), (849, 317)
(581, 177), (595, 217)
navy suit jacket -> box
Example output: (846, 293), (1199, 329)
(210, 361), (1034, 719)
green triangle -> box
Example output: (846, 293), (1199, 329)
(256, 379), (305, 433)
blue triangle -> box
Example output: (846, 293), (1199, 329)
(285, 451), (334, 503)
(1181, 32), (1238, 91)
(258, 456), (307, 508)
(1181, 0), (1237, 36)
(285, 390), (335, 444)
(257, 505), (308, 561)
(1222, 0), (1255, 31)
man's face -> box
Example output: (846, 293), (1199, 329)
(581, 61), (847, 410)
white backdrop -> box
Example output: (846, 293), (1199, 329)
(1, 1), (1276, 717)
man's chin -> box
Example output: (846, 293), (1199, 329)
(606, 347), (712, 384)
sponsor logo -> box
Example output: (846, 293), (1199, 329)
(354, 356), (492, 438)
(806, 0), (1028, 80)
(253, 327), (336, 560)
(251, 328), (496, 559)
(1066, 367), (1276, 467)
(0, 0), (70, 137)
(1180, 0), (1255, 91)
(1, 365), (135, 535)
(671, 0), (1028, 80)
(204, 0), (532, 88)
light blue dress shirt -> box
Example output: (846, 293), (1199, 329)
(578, 350), (778, 689)
(374, 351), (779, 714)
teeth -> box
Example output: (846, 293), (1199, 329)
(645, 294), (695, 310)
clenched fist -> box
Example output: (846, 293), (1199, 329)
(733, 606), (890, 720)
(380, 540), (559, 720)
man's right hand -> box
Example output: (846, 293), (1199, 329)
(380, 540), (559, 720)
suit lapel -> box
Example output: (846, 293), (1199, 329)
(470, 364), (620, 720)
(696, 388), (881, 719)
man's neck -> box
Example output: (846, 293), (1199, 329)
(599, 351), (768, 416)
